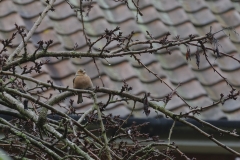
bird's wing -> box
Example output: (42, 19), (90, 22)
(73, 77), (75, 84)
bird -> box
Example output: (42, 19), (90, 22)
(73, 69), (93, 103)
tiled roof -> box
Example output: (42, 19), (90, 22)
(1, 0), (240, 121)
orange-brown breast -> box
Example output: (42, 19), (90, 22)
(73, 75), (93, 89)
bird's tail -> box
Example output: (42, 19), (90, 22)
(77, 93), (83, 104)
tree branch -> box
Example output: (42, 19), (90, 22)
(7, 0), (56, 62)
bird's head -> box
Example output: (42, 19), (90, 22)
(76, 69), (86, 75)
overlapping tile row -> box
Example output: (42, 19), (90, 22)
(180, 0), (240, 120)
(1, 0), (240, 120)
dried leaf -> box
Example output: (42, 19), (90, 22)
(215, 47), (220, 58)
(143, 93), (150, 116)
(185, 46), (191, 61)
(195, 49), (200, 69)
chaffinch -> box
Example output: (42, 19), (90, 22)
(73, 69), (93, 103)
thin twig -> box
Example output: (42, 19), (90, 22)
(113, 101), (136, 137)
(188, 115), (240, 138)
(7, 0), (56, 62)
(178, 118), (240, 156)
(93, 94), (112, 160)
(77, 0), (90, 47)
(167, 121), (176, 152)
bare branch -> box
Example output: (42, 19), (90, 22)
(7, 0), (56, 62)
